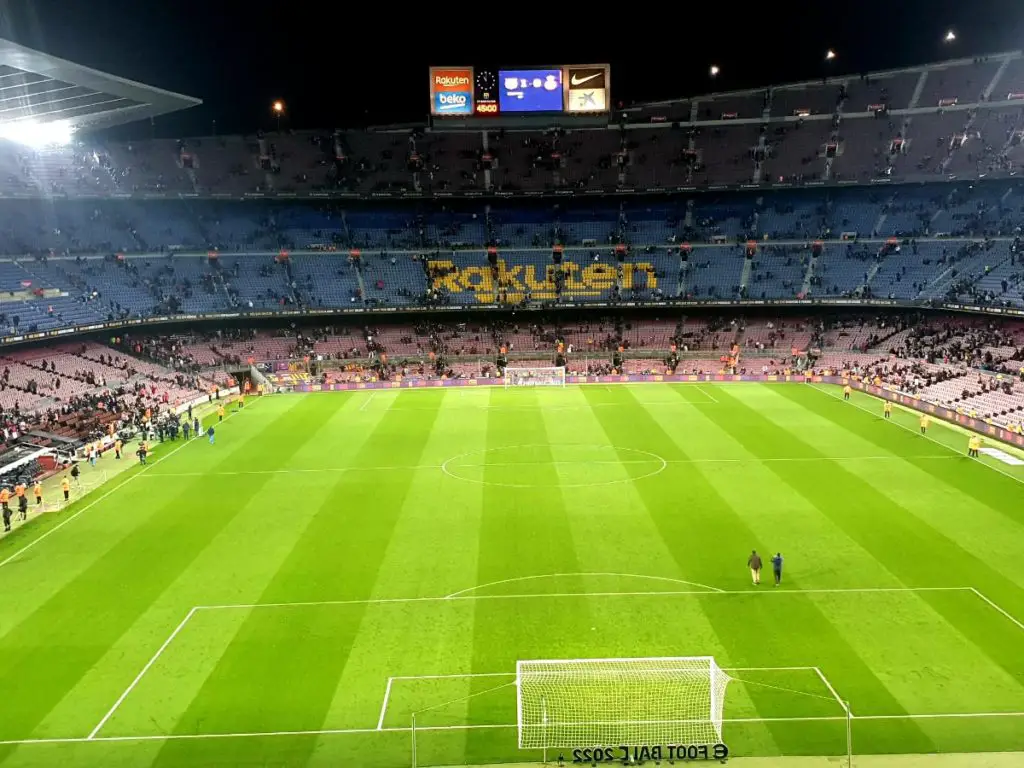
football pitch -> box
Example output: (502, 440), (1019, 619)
(0, 382), (1021, 768)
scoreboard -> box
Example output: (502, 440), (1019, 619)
(429, 64), (610, 119)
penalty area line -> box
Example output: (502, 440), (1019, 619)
(970, 587), (1024, 633)
(192, 585), (973, 611)
(376, 678), (393, 731)
(88, 608), (197, 740)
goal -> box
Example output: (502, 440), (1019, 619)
(516, 656), (731, 749)
(503, 366), (566, 388)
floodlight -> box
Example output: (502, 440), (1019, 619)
(0, 120), (73, 148)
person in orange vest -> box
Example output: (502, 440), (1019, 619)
(61, 476), (70, 502)
(14, 481), (27, 521)
(0, 486), (10, 531)
(33, 481), (42, 507)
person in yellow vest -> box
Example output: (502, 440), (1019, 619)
(217, 404), (225, 422)
(968, 435), (982, 458)
(61, 476), (70, 502)
(883, 401), (892, 419)
(114, 438), (122, 460)
(33, 481), (42, 507)
(237, 393), (246, 409)
(843, 384), (852, 401)
(919, 414), (930, 434)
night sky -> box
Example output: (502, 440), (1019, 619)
(1, 0), (1023, 139)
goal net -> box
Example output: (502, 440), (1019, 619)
(503, 366), (566, 388)
(516, 656), (731, 749)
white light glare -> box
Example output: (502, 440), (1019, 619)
(945, 29), (956, 42)
(709, 65), (720, 77)
(0, 120), (73, 148)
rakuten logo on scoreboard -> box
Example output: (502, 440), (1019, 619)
(430, 67), (474, 116)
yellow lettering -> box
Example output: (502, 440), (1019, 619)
(523, 265), (552, 292)
(427, 260), (460, 294)
(495, 260), (525, 292)
(624, 262), (658, 290)
(458, 266), (496, 302)
(580, 263), (616, 291)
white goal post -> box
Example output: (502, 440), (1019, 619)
(503, 366), (566, 388)
(516, 656), (731, 749)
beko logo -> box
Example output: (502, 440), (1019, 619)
(434, 74), (471, 88)
(438, 92), (473, 111)
(437, 93), (468, 109)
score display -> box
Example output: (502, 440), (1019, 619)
(498, 69), (563, 112)
(429, 64), (610, 118)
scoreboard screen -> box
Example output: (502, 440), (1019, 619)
(498, 69), (563, 112)
(429, 64), (610, 118)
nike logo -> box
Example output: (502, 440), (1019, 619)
(570, 73), (601, 86)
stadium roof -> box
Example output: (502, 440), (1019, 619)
(0, 37), (200, 132)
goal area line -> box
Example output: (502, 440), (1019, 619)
(376, 665), (845, 732)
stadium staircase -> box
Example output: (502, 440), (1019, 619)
(739, 255), (754, 298)
(800, 252), (818, 296)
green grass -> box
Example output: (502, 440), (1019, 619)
(0, 383), (1021, 768)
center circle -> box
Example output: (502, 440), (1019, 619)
(440, 444), (667, 489)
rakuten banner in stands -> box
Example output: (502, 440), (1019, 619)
(426, 257), (654, 302)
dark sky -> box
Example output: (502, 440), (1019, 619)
(1, 0), (1023, 139)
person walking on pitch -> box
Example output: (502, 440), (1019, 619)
(772, 552), (784, 586)
(883, 401), (891, 419)
(747, 550), (763, 585)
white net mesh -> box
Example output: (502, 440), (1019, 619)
(503, 367), (566, 388)
(517, 657), (731, 749)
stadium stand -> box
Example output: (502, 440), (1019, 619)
(6, 49), (1024, 440)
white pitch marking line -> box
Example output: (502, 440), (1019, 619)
(376, 677), (393, 731)
(88, 608), (197, 740)
(193, 585), (973, 612)
(391, 672), (514, 680)
(723, 666), (819, 672)
(1, 399), (256, 569)
(809, 383), (1024, 487)
(694, 385), (719, 403)
(444, 572), (726, 599)
(970, 587), (1024, 633)
(359, 393), (375, 412)
(4, 711), (1024, 746)
(143, 465), (445, 478)
(814, 666), (852, 716)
